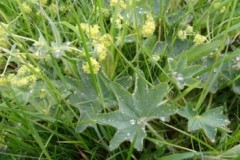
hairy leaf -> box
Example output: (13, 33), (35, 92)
(97, 72), (177, 151)
(170, 56), (203, 89)
(66, 70), (115, 133)
(178, 106), (230, 141)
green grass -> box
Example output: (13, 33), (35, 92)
(0, 0), (240, 159)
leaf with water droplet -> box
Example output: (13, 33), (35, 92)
(161, 56), (203, 89)
(66, 66), (115, 133)
(178, 106), (230, 141)
(97, 71), (177, 151)
(129, 119), (136, 125)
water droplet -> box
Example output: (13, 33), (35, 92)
(129, 119), (136, 125)
(209, 52), (214, 58)
(236, 56), (240, 61)
(138, 8), (147, 14)
(173, 72), (184, 85)
(127, 133), (131, 136)
(224, 119), (229, 123)
(167, 57), (173, 62)
(201, 56), (207, 62)
(176, 73), (184, 81)
(211, 139), (215, 143)
(160, 117), (166, 121)
(213, 68), (217, 73)
(16, 123), (22, 127)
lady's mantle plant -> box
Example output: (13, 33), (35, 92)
(96, 72), (177, 151)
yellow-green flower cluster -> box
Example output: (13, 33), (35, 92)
(141, 13), (156, 37)
(110, 0), (127, 9)
(177, 25), (193, 40)
(110, 15), (123, 29)
(97, 34), (113, 48)
(79, 23), (113, 74)
(94, 6), (110, 18)
(177, 25), (207, 45)
(82, 57), (101, 74)
(220, 6), (226, 13)
(213, 2), (226, 14)
(15, 65), (40, 87)
(94, 33), (113, 61)
(95, 44), (107, 61)
(49, 3), (58, 14)
(109, 0), (127, 29)
(21, 3), (32, 13)
(17, 65), (32, 76)
(213, 2), (221, 9)
(0, 65), (40, 88)
(177, 30), (187, 40)
(80, 23), (100, 39)
(11, 75), (37, 87)
(39, 0), (47, 5)
(186, 25), (193, 33)
(193, 34), (207, 46)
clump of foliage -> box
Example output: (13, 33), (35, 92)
(0, 0), (240, 159)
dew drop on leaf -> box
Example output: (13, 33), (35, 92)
(201, 56), (207, 62)
(213, 68), (217, 73)
(160, 116), (166, 122)
(175, 72), (184, 82)
(224, 119), (229, 123)
(129, 119), (136, 125)
(236, 56), (240, 61)
(138, 8), (147, 14)
(168, 57), (173, 62)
